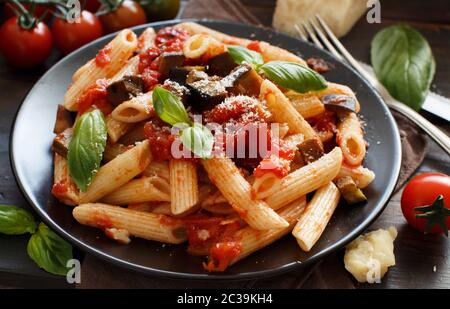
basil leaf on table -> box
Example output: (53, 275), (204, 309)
(180, 123), (214, 159)
(0, 205), (37, 235)
(153, 86), (190, 126)
(27, 223), (73, 276)
(371, 24), (436, 111)
(68, 109), (107, 192)
(227, 45), (264, 68)
(260, 61), (328, 93)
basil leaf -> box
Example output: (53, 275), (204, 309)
(153, 86), (190, 126)
(0, 205), (37, 235)
(371, 25), (436, 111)
(260, 61), (327, 93)
(227, 45), (264, 68)
(180, 123), (214, 159)
(67, 109), (107, 192)
(27, 223), (73, 276)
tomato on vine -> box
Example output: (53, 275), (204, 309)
(98, 0), (147, 34)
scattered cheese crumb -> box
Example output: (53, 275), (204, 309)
(344, 227), (397, 283)
(433, 265), (437, 272)
(104, 227), (131, 245)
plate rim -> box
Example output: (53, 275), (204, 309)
(9, 19), (402, 281)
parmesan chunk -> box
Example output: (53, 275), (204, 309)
(344, 227), (397, 283)
(273, 0), (368, 38)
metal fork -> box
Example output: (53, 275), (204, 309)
(295, 16), (450, 155)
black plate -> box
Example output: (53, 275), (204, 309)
(10, 20), (401, 280)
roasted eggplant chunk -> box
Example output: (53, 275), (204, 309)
(158, 52), (185, 79)
(321, 94), (357, 113)
(162, 80), (190, 103)
(168, 66), (206, 85)
(298, 138), (324, 164)
(186, 77), (228, 112)
(221, 64), (263, 96)
(336, 176), (367, 204)
(106, 76), (144, 106)
(52, 127), (73, 158)
(53, 104), (73, 134)
(207, 52), (238, 76)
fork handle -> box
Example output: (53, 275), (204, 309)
(388, 99), (450, 154)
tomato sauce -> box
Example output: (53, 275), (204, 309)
(204, 240), (242, 272)
(95, 44), (112, 67)
(308, 110), (337, 134)
(143, 120), (176, 161)
(51, 181), (68, 199)
(76, 79), (112, 115)
(247, 40), (262, 53)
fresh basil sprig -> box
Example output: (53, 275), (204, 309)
(371, 25), (436, 111)
(152, 87), (213, 159)
(227, 45), (264, 68)
(180, 123), (214, 159)
(27, 223), (73, 276)
(227, 46), (327, 93)
(0, 205), (73, 276)
(153, 86), (190, 125)
(68, 109), (107, 192)
(260, 61), (327, 93)
(0, 205), (37, 235)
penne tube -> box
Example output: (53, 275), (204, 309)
(201, 190), (236, 215)
(143, 160), (170, 180)
(136, 27), (157, 53)
(169, 159), (199, 215)
(292, 182), (341, 251)
(265, 147), (343, 210)
(337, 112), (366, 166)
(251, 172), (282, 200)
(183, 34), (225, 59)
(177, 22), (306, 65)
(335, 164), (375, 189)
(151, 202), (173, 215)
(286, 91), (326, 119)
(202, 157), (288, 230)
(106, 114), (135, 143)
(229, 196), (307, 266)
(101, 176), (170, 205)
(51, 153), (79, 206)
(64, 30), (138, 111)
(111, 92), (154, 123)
(260, 80), (318, 140)
(103, 142), (129, 162)
(73, 203), (186, 244)
(79, 140), (152, 203)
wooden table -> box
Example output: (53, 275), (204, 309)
(0, 0), (449, 288)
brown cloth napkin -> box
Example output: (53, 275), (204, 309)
(77, 0), (427, 289)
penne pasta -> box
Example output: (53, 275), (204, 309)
(143, 160), (170, 180)
(79, 140), (152, 203)
(103, 142), (129, 162)
(183, 34), (225, 59)
(292, 182), (341, 251)
(52, 153), (79, 206)
(101, 176), (170, 205)
(169, 159), (199, 215)
(106, 114), (135, 143)
(202, 157), (289, 230)
(64, 30), (138, 111)
(73, 203), (186, 244)
(335, 164), (375, 189)
(286, 91), (326, 119)
(111, 92), (154, 123)
(265, 147), (343, 210)
(337, 112), (366, 166)
(251, 172), (282, 200)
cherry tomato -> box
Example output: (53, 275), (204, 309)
(139, 0), (180, 21)
(83, 0), (101, 13)
(0, 17), (53, 68)
(99, 0), (147, 34)
(4, 3), (52, 21)
(401, 173), (450, 235)
(52, 10), (103, 55)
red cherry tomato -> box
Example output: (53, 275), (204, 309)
(99, 0), (147, 34)
(0, 17), (53, 68)
(83, 0), (101, 13)
(401, 173), (450, 234)
(52, 10), (103, 55)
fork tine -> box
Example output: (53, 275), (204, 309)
(302, 21), (324, 49)
(308, 18), (342, 60)
(294, 24), (308, 41)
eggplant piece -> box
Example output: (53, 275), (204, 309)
(207, 52), (238, 76)
(186, 78), (228, 112)
(321, 94), (357, 113)
(158, 51), (185, 79)
(162, 80), (190, 103)
(52, 128), (73, 158)
(186, 70), (209, 84)
(221, 64), (263, 97)
(53, 104), (73, 134)
(106, 76), (144, 107)
(168, 66), (206, 85)
(298, 138), (324, 164)
(336, 176), (367, 204)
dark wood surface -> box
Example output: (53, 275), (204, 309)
(0, 0), (449, 288)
